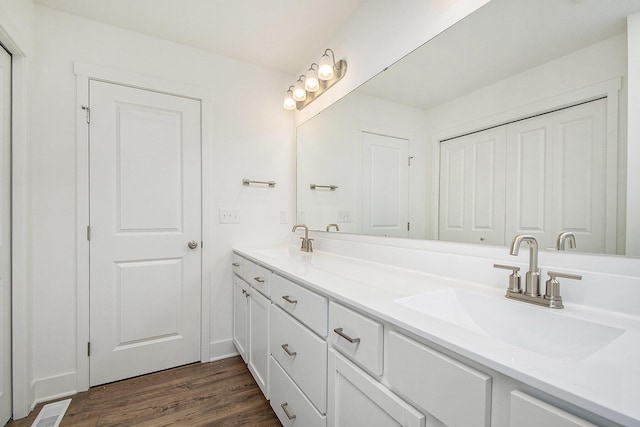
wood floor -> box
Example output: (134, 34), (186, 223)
(5, 356), (280, 427)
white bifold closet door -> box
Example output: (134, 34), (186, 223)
(0, 45), (12, 426)
(88, 80), (202, 386)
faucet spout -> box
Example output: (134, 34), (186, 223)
(509, 234), (540, 297)
(556, 232), (576, 250)
(292, 224), (313, 252)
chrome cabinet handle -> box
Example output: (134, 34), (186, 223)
(282, 295), (298, 304)
(253, 276), (265, 283)
(333, 327), (361, 344)
(188, 240), (198, 249)
(280, 402), (296, 420)
(232, 262), (240, 267)
(281, 343), (297, 357)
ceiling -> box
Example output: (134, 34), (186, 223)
(33, 0), (366, 74)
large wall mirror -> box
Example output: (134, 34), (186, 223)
(297, 0), (640, 256)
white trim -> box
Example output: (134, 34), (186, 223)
(0, 9), (32, 419)
(209, 339), (238, 362)
(429, 78), (622, 250)
(31, 372), (77, 407)
(74, 61), (213, 392)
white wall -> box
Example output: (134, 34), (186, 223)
(0, 0), (35, 56)
(30, 5), (294, 403)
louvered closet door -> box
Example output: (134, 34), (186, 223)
(88, 80), (202, 386)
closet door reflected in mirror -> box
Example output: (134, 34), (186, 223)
(439, 99), (609, 252)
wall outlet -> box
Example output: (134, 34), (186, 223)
(337, 211), (351, 223)
(219, 208), (241, 224)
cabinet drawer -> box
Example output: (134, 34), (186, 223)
(272, 273), (328, 337)
(510, 391), (597, 427)
(271, 304), (327, 413)
(251, 263), (271, 297)
(231, 253), (244, 276)
(270, 356), (326, 427)
(329, 302), (383, 376)
(387, 331), (491, 427)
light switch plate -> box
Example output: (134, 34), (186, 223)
(219, 208), (241, 224)
(337, 211), (351, 223)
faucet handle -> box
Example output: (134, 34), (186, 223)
(544, 271), (582, 309)
(493, 264), (522, 294)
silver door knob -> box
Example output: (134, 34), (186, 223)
(188, 240), (198, 249)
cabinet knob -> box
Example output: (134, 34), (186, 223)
(280, 402), (297, 420)
(281, 343), (297, 357)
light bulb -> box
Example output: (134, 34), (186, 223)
(305, 66), (319, 92)
(283, 90), (296, 110)
(318, 53), (335, 80)
(293, 79), (306, 101)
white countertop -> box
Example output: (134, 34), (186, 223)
(235, 245), (640, 426)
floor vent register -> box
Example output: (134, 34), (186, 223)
(30, 399), (71, 427)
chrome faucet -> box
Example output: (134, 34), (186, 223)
(510, 234), (540, 297)
(326, 223), (340, 232)
(292, 224), (313, 252)
(494, 234), (582, 308)
(556, 232), (576, 251)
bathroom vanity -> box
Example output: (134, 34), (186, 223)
(231, 238), (640, 427)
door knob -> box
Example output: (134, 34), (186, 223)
(188, 240), (198, 249)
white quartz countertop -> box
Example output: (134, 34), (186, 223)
(234, 245), (640, 426)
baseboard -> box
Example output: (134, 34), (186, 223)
(31, 371), (78, 406)
(209, 339), (238, 361)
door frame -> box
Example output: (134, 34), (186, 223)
(74, 61), (213, 392)
(0, 8), (31, 419)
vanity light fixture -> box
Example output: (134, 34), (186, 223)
(283, 86), (296, 110)
(282, 48), (347, 110)
(293, 75), (307, 101)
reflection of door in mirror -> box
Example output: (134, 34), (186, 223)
(439, 98), (610, 253)
(361, 131), (409, 237)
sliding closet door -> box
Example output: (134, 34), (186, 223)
(0, 45), (12, 426)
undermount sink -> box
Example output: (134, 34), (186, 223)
(395, 289), (624, 360)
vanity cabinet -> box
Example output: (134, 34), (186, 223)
(232, 255), (271, 398)
(327, 349), (425, 427)
(387, 331), (492, 427)
(232, 276), (249, 362)
(509, 391), (597, 427)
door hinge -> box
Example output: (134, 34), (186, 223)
(408, 156), (414, 166)
(82, 105), (91, 124)
(86, 225), (91, 241)
(87, 342), (91, 357)
(407, 222), (411, 231)
(201, 240), (204, 249)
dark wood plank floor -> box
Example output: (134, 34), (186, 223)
(5, 356), (280, 427)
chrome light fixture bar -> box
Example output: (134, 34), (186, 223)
(283, 48), (347, 111)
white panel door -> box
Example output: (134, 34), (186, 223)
(0, 45), (12, 426)
(506, 99), (607, 252)
(361, 131), (410, 237)
(439, 126), (507, 245)
(89, 80), (202, 386)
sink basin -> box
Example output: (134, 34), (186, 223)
(395, 289), (624, 360)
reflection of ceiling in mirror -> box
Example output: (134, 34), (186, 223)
(358, 0), (639, 110)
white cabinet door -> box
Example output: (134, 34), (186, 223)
(233, 277), (250, 362)
(248, 289), (270, 398)
(439, 126), (507, 245)
(361, 131), (410, 237)
(328, 350), (425, 427)
(510, 391), (597, 427)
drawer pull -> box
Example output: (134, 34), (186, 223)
(282, 295), (298, 304)
(253, 276), (265, 283)
(334, 327), (361, 344)
(280, 402), (297, 420)
(232, 262), (240, 267)
(281, 343), (297, 357)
